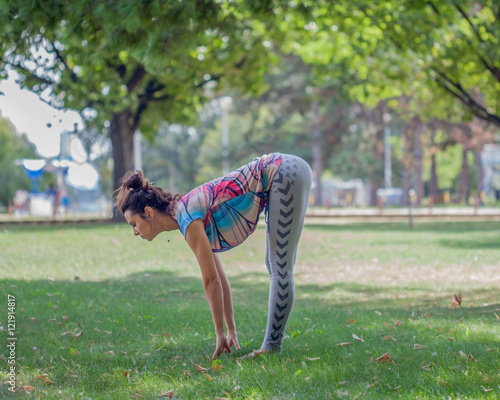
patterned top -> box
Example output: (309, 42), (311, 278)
(173, 153), (282, 252)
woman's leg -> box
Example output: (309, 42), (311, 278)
(261, 154), (312, 351)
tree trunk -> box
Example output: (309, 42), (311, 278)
(428, 131), (438, 198)
(413, 119), (425, 206)
(456, 147), (470, 204)
(109, 110), (135, 220)
(401, 124), (412, 206)
(474, 149), (484, 205)
(311, 101), (323, 207)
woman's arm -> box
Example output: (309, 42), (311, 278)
(213, 253), (240, 351)
(184, 219), (230, 358)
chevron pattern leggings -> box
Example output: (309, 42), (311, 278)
(261, 154), (312, 351)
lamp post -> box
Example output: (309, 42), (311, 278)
(211, 96), (233, 175)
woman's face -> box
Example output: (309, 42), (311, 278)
(124, 210), (153, 241)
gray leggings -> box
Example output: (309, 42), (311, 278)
(262, 154), (312, 351)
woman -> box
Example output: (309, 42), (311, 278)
(114, 153), (312, 359)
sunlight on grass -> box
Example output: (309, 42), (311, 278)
(0, 222), (499, 399)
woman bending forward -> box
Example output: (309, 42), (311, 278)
(114, 153), (312, 359)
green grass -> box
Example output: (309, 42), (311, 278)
(0, 221), (499, 399)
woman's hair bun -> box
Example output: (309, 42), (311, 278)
(127, 171), (145, 191)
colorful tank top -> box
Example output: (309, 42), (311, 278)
(173, 153), (282, 252)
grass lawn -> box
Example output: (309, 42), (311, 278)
(0, 221), (499, 399)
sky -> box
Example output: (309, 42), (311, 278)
(0, 72), (83, 159)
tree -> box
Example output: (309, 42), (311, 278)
(0, 0), (296, 212)
(0, 116), (37, 208)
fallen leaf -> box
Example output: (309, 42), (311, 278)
(485, 345), (494, 352)
(161, 390), (174, 398)
(107, 350), (115, 355)
(481, 386), (492, 392)
(337, 342), (351, 347)
(374, 311), (382, 316)
(383, 336), (392, 341)
(183, 370), (190, 376)
(195, 364), (208, 373)
(352, 334), (364, 342)
(123, 370), (130, 377)
(211, 364), (223, 371)
(305, 356), (320, 361)
(35, 374), (48, 379)
(44, 377), (55, 385)
(414, 344), (427, 349)
(438, 377), (447, 385)
(161, 332), (172, 338)
(73, 330), (83, 338)
(221, 390), (231, 396)
(346, 319), (357, 324)
(394, 320), (402, 326)
(459, 350), (467, 358)
(21, 385), (35, 391)
(375, 352), (394, 364)
(451, 293), (462, 308)
(467, 354), (476, 362)
(63, 316), (69, 321)
(204, 373), (214, 381)
(448, 337), (455, 342)
(494, 312), (499, 321)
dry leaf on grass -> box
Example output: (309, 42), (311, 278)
(467, 354), (476, 362)
(353, 334), (364, 342)
(195, 364), (208, 373)
(346, 319), (357, 324)
(305, 356), (320, 361)
(413, 344), (427, 349)
(451, 293), (462, 308)
(204, 373), (214, 381)
(481, 386), (493, 392)
(211, 364), (223, 371)
(161, 390), (174, 398)
(337, 342), (351, 347)
(375, 352), (394, 364)
(394, 320), (402, 326)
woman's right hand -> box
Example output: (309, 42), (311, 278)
(226, 330), (240, 352)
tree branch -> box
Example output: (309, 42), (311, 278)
(126, 65), (146, 93)
(50, 42), (78, 83)
(434, 71), (500, 126)
(454, 5), (500, 82)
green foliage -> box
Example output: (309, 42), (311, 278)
(0, 117), (37, 208)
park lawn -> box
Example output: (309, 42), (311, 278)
(0, 221), (499, 399)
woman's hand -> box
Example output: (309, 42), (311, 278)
(213, 334), (232, 359)
(226, 330), (240, 352)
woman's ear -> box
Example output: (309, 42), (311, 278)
(144, 206), (154, 219)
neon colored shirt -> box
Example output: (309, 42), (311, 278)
(173, 153), (282, 252)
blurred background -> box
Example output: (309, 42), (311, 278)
(0, 1), (498, 220)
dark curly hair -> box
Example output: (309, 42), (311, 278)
(113, 170), (181, 219)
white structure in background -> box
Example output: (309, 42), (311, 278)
(318, 179), (371, 207)
(134, 130), (143, 172)
(481, 144), (500, 198)
(210, 96), (233, 175)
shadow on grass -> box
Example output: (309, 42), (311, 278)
(306, 221), (500, 234)
(1, 270), (499, 399)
